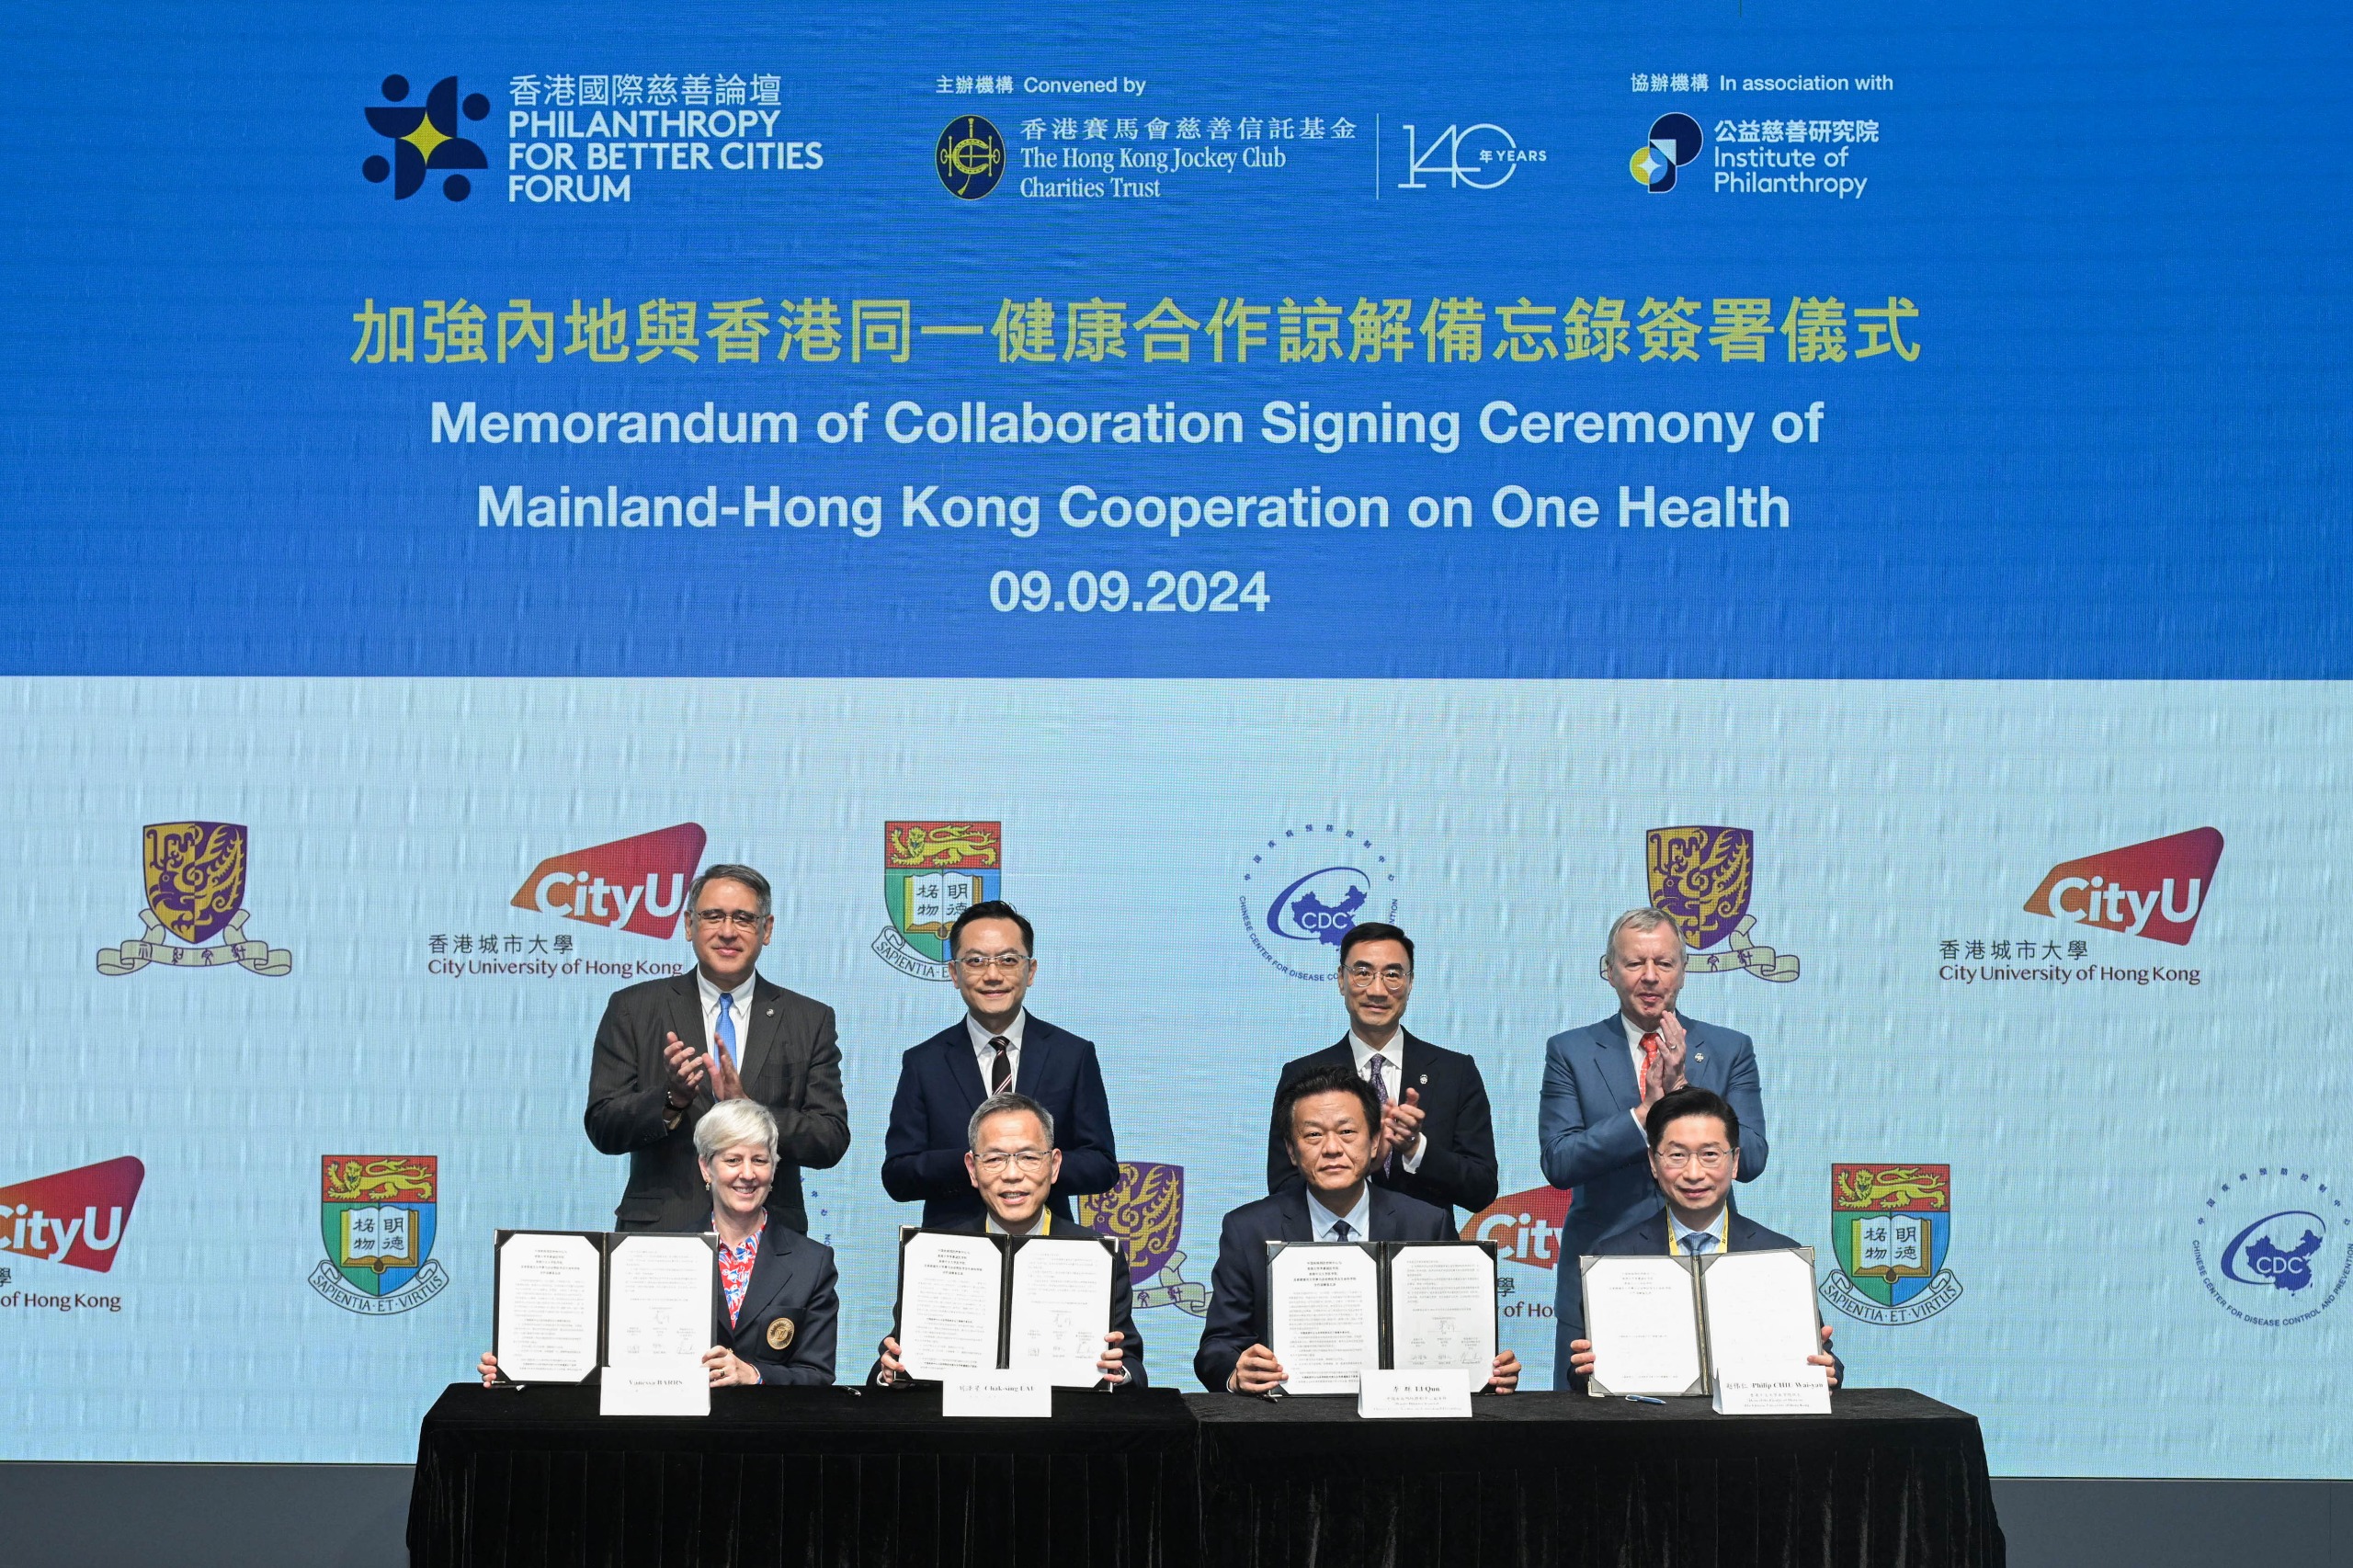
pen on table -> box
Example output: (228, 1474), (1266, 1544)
(1623, 1394), (1666, 1405)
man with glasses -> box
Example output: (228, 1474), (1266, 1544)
(1262, 922), (1498, 1222)
(585, 863), (850, 1233)
(1558, 1085), (1836, 1392)
(881, 900), (1119, 1227)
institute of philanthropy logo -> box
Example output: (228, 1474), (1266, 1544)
(2023, 827), (2222, 947)
(96, 823), (293, 977)
(363, 74), (491, 200)
(1821, 1164), (1962, 1326)
(1237, 824), (1400, 983)
(1074, 1162), (1211, 1315)
(1631, 112), (1704, 191)
(1643, 826), (1799, 982)
(872, 822), (1001, 981)
(937, 114), (1006, 199)
(0, 1158), (144, 1273)
(509, 824), (707, 940)
(309, 1156), (450, 1315)
(2192, 1167), (2351, 1328)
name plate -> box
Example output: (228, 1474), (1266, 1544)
(597, 1361), (710, 1417)
(1356, 1369), (1473, 1420)
(1711, 1369), (1833, 1415)
(942, 1371), (1053, 1418)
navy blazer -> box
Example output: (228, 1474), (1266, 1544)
(718, 1221), (839, 1386)
(1264, 1032), (1499, 1220)
(1192, 1185), (1453, 1393)
(881, 1015), (1120, 1227)
(865, 1214), (1146, 1389)
(1557, 1208), (1837, 1392)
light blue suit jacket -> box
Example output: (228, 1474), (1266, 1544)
(1536, 1011), (1767, 1378)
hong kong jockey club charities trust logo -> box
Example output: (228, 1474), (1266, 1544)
(97, 823), (293, 977)
(2025, 827), (2222, 947)
(2193, 1168), (2349, 1327)
(1239, 824), (1399, 983)
(1645, 826), (1798, 982)
(363, 74), (490, 200)
(873, 822), (1001, 982)
(1074, 1162), (1209, 1315)
(1821, 1164), (1961, 1325)
(0, 1158), (144, 1273)
(1631, 112), (1703, 191)
(310, 1156), (450, 1315)
(937, 114), (1005, 199)
(510, 824), (706, 940)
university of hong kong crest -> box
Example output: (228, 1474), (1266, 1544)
(871, 822), (1000, 982)
(1645, 826), (1798, 982)
(1821, 1164), (1962, 1325)
(1074, 1162), (1210, 1315)
(97, 823), (293, 976)
(309, 1155), (450, 1315)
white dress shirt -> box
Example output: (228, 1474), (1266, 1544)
(698, 970), (759, 1071)
(1348, 1031), (1427, 1172)
(1304, 1182), (1374, 1243)
(968, 1009), (1028, 1094)
(1668, 1205), (1730, 1256)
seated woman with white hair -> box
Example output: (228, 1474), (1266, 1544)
(478, 1098), (838, 1386)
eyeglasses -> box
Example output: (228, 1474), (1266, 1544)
(1342, 963), (1411, 988)
(692, 909), (766, 930)
(956, 950), (1031, 973)
(974, 1151), (1050, 1176)
(1656, 1148), (1732, 1172)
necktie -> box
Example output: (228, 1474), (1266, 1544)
(1684, 1231), (1715, 1256)
(1639, 1030), (1661, 1096)
(716, 993), (738, 1070)
(1332, 1220), (1354, 1243)
(989, 1036), (1011, 1093)
(1367, 1055), (1394, 1177)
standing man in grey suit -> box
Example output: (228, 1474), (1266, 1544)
(585, 863), (849, 1233)
(1538, 907), (1768, 1388)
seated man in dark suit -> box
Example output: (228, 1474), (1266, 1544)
(1199, 1061), (1523, 1394)
(881, 901), (1120, 1227)
(872, 1090), (1142, 1388)
(1563, 1085), (1839, 1392)
(1264, 922), (1499, 1223)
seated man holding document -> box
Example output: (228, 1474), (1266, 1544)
(1564, 1086), (1837, 1393)
(480, 1099), (838, 1387)
(1197, 1062), (1522, 1395)
(872, 1089), (1143, 1388)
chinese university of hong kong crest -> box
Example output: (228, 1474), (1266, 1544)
(1075, 1162), (1210, 1315)
(308, 1156), (451, 1315)
(1821, 1164), (1962, 1325)
(97, 823), (293, 976)
(1645, 826), (1798, 982)
(871, 822), (1000, 982)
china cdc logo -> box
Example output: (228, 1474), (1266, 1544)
(2192, 1167), (2351, 1327)
(1236, 823), (1400, 982)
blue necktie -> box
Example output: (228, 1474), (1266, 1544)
(1685, 1231), (1714, 1256)
(716, 992), (738, 1069)
(1332, 1220), (1354, 1243)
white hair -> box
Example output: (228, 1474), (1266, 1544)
(1601, 907), (1686, 975)
(693, 1097), (779, 1163)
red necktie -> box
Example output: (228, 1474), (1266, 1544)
(1639, 1031), (1661, 1096)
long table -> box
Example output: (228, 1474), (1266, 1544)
(406, 1384), (2003, 1568)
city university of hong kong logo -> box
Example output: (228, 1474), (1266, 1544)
(1075, 1162), (1209, 1315)
(1822, 1164), (1962, 1325)
(2193, 1167), (2349, 1327)
(1461, 1185), (1574, 1271)
(310, 1156), (450, 1315)
(1631, 112), (1703, 191)
(363, 74), (490, 201)
(937, 114), (1005, 199)
(1239, 824), (1400, 983)
(1645, 826), (1798, 982)
(873, 822), (1000, 982)
(97, 823), (292, 976)
(511, 824), (706, 939)
(0, 1157), (144, 1273)
(2025, 827), (2222, 947)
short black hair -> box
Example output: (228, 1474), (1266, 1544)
(1338, 922), (1414, 967)
(1644, 1085), (1739, 1152)
(949, 900), (1033, 957)
(1276, 1061), (1381, 1144)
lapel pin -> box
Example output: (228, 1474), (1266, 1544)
(1695, 1052), (1707, 1062)
(1418, 1074), (1428, 1085)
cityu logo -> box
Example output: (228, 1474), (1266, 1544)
(0, 1158), (144, 1272)
(1461, 1185), (1572, 1269)
(2023, 827), (2222, 947)
(510, 824), (708, 939)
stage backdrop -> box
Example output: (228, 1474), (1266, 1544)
(1, 1), (2347, 1478)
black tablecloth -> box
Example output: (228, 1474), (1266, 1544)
(1192, 1388), (2004, 1568)
(406, 1383), (1197, 1568)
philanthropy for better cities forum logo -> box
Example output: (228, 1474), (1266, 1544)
(2193, 1167), (2350, 1328)
(363, 74), (490, 200)
(1074, 1162), (1210, 1316)
(0, 1158), (144, 1273)
(96, 823), (293, 977)
(873, 822), (1001, 981)
(1631, 112), (1703, 191)
(937, 114), (1005, 199)
(511, 824), (707, 939)
(1238, 824), (1400, 983)
(2024, 827), (2222, 947)
(1821, 1164), (1962, 1325)
(310, 1156), (449, 1315)
(1644, 825), (1798, 982)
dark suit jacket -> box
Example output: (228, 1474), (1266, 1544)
(584, 971), (850, 1234)
(865, 1214), (1146, 1389)
(1264, 1032), (1498, 1219)
(1556, 1208), (1837, 1392)
(881, 1016), (1118, 1227)
(719, 1221), (840, 1386)
(1193, 1186), (1453, 1393)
